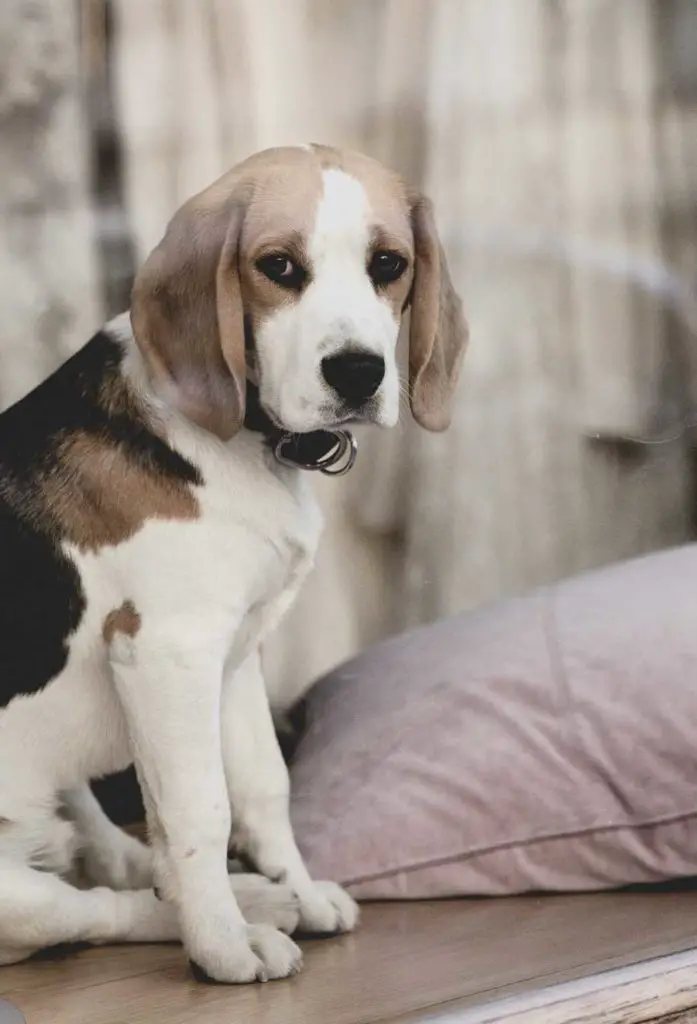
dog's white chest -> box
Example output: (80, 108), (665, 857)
(133, 428), (324, 665)
(67, 429), (322, 656)
(205, 447), (324, 664)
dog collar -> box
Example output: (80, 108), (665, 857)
(243, 382), (358, 476)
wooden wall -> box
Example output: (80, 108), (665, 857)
(0, 0), (100, 409)
(1, 0), (695, 706)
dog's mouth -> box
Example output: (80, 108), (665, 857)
(326, 413), (375, 431)
(311, 396), (383, 431)
(256, 397), (380, 436)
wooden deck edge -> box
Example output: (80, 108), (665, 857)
(414, 946), (697, 1024)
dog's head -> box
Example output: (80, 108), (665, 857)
(131, 145), (467, 439)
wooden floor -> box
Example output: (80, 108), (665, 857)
(3, 893), (697, 1024)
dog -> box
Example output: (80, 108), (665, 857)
(0, 144), (467, 983)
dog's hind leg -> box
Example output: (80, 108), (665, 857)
(62, 784), (154, 891)
(0, 859), (180, 965)
(0, 863), (301, 966)
(62, 787), (299, 933)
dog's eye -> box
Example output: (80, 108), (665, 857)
(368, 250), (408, 286)
(256, 253), (306, 290)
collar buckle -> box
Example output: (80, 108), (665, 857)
(273, 430), (358, 476)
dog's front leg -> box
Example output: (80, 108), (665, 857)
(223, 650), (358, 936)
(107, 626), (302, 983)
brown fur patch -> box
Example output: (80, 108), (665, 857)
(103, 600), (142, 645)
(41, 431), (199, 553)
(0, 333), (202, 556)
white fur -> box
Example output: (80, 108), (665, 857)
(0, 317), (359, 981)
(256, 169), (401, 433)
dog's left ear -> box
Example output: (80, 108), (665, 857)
(130, 186), (248, 441)
(408, 194), (468, 432)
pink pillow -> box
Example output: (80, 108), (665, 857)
(290, 545), (697, 899)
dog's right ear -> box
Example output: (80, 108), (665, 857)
(130, 187), (249, 441)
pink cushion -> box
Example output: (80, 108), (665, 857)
(290, 545), (697, 899)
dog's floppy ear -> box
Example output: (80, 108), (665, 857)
(130, 189), (248, 441)
(408, 194), (468, 432)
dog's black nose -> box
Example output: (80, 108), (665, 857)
(321, 350), (386, 405)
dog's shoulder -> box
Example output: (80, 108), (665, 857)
(0, 326), (204, 551)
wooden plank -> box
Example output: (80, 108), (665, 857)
(404, 947), (697, 1023)
(4, 894), (697, 1024)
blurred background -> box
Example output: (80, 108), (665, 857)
(2, 0), (696, 711)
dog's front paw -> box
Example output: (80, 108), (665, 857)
(229, 874), (300, 934)
(296, 881), (359, 936)
(188, 922), (303, 984)
(246, 924), (303, 981)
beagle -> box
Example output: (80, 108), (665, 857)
(0, 144), (467, 983)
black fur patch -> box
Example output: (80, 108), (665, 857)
(0, 329), (201, 709)
(0, 479), (86, 708)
